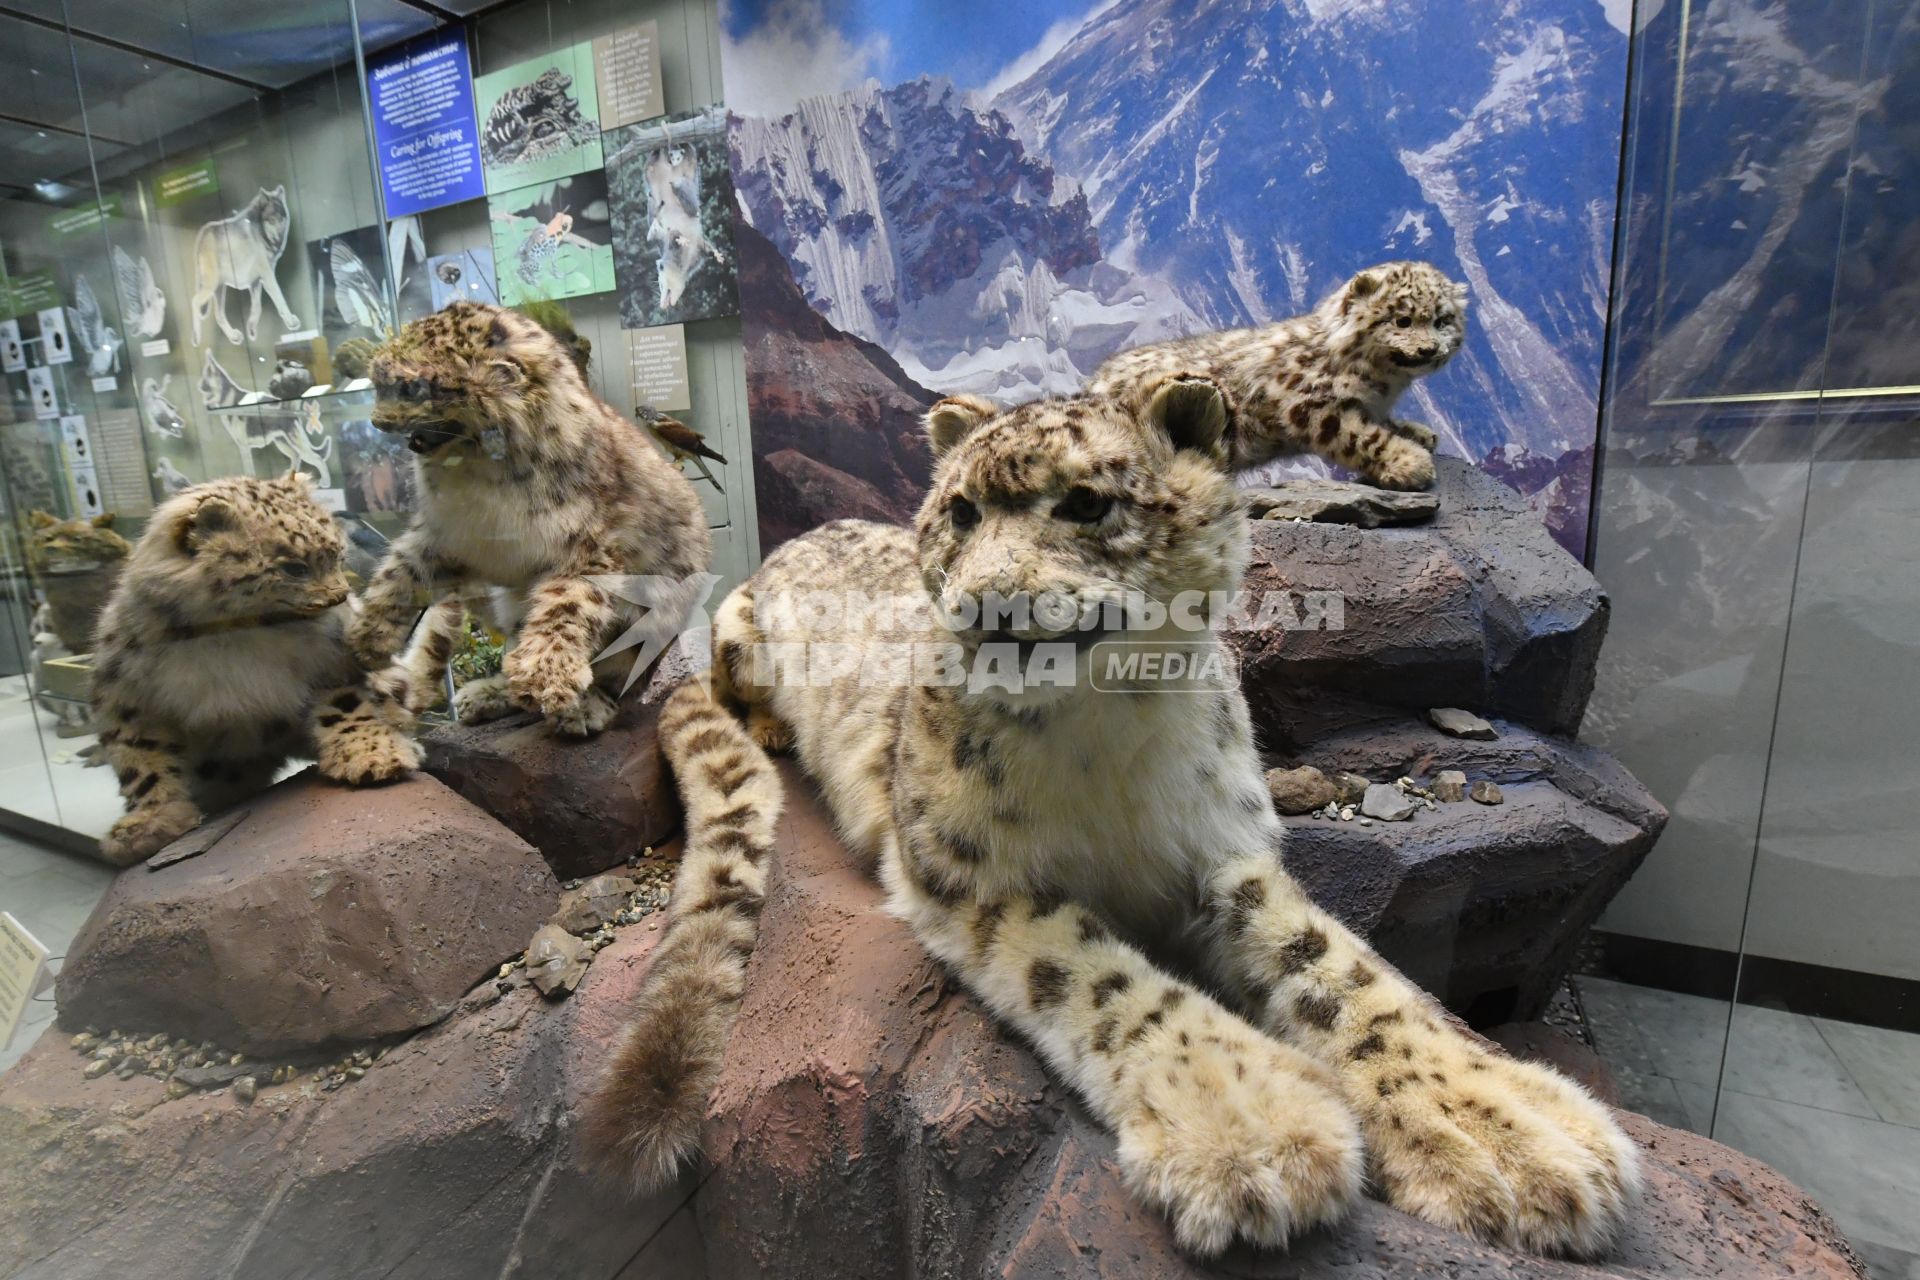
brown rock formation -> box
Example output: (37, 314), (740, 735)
(0, 770), (1860, 1278)
(54, 772), (557, 1057)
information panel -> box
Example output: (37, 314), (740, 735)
(368, 31), (486, 218)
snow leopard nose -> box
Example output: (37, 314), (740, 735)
(1415, 345), (1439, 361)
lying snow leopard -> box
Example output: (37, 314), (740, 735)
(1092, 261), (1467, 490)
(348, 301), (710, 736)
(90, 472), (425, 865)
(588, 377), (1639, 1257)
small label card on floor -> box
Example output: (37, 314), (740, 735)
(626, 323), (691, 411)
(0, 912), (50, 1050)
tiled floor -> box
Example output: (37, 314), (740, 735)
(1577, 975), (1920, 1278)
(0, 827), (115, 1074)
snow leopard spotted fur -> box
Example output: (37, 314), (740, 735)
(347, 301), (710, 737)
(89, 473), (426, 866)
(588, 377), (1639, 1258)
(1092, 261), (1468, 490)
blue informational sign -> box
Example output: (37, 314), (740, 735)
(368, 31), (485, 218)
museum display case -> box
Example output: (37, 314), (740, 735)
(0, 0), (755, 849)
(0, 0), (1911, 1276)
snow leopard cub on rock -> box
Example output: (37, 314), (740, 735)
(347, 302), (711, 737)
(588, 377), (1639, 1257)
(90, 473), (425, 866)
(1092, 261), (1467, 490)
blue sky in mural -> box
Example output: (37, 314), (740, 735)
(721, 0), (1115, 104)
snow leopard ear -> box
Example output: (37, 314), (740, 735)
(89, 512), (116, 528)
(1141, 374), (1229, 459)
(1451, 281), (1470, 311)
(925, 395), (997, 459)
(1344, 270), (1381, 309)
(481, 357), (528, 394)
(179, 495), (238, 553)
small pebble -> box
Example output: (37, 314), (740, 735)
(233, 1076), (257, 1104)
(83, 1059), (111, 1079)
(1470, 780), (1504, 805)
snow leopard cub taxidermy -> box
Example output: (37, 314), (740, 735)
(1092, 261), (1467, 490)
(586, 378), (1639, 1258)
(347, 301), (711, 737)
(90, 473), (427, 866)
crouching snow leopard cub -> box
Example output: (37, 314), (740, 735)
(1092, 261), (1467, 490)
(348, 302), (711, 736)
(90, 473), (425, 865)
(588, 376), (1639, 1257)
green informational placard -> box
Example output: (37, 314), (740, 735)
(155, 159), (218, 207)
(46, 196), (121, 240)
(4, 273), (61, 317)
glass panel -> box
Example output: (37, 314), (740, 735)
(1592, 3), (1920, 1275)
(0, 7), (106, 834)
(0, 0), (406, 847)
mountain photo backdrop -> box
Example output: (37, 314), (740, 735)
(721, 0), (1632, 555)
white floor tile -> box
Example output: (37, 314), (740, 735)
(1813, 1018), (1920, 1130)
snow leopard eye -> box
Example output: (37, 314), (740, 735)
(1052, 486), (1112, 524)
(1435, 314), (1454, 328)
(949, 497), (980, 531)
(1394, 315), (1412, 329)
(279, 560), (312, 579)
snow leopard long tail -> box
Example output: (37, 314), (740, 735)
(581, 677), (784, 1193)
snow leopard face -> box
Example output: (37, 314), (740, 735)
(368, 301), (580, 455)
(911, 376), (1243, 702)
(1330, 261), (1468, 375)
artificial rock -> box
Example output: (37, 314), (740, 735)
(1228, 457), (1608, 748)
(421, 694), (681, 880)
(54, 772), (556, 1057)
(0, 768), (1858, 1280)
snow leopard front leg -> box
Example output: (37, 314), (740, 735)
(888, 830), (1364, 1257)
(1314, 402), (1434, 491)
(504, 551), (622, 736)
(1392, 420), (1438, 450)
(95, 716), (201, 866)
(348, 528), (459, 670)
(1198, 852), (1641, 1257)
(311, 665), (424, 786)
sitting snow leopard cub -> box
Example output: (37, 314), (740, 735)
(90, 473), (425, 865)
(587, 378), (1639, 1257)
(1092, 261), (1467, 490)
(348, 302), (710, 736)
